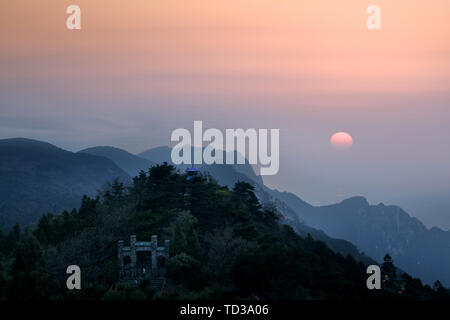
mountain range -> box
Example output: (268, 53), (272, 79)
(1, 137), (450, 286)
(293, 197), (450, 285)
(0, 138), (129, 230)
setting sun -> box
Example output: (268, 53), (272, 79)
(330, 132), (353, 149)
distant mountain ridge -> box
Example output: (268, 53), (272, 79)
(79, 146), (154, 177)
(0, 138), (129, 230)
(138, 146), (173, 166)
(291, 196), (450, 286)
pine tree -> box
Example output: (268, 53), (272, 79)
(232, 181), (261, 214)
(171, 222), (187, 256)
(8, 236), (54, 300)
(186, 230), (201, 258)
(4, 224), (21, 257)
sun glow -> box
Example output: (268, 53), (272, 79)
(330, 132), (353, 150)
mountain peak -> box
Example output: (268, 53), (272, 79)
(339, 196), (369, 207)
(80, 145), (128, 153)
(80, 146), (154, 177)
(0, 137), (62, 151)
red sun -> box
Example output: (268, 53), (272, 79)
(330, 132), (353, 150)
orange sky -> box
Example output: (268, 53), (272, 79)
(2, 0), (450, 98)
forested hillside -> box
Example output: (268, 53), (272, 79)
(0, 164), (447, 300)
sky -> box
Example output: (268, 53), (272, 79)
(1, 0), (450, 228)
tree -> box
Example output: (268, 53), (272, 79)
(186, 230), (201, 258)
(131, 170), (149, 210)
(229, 182), (261, 239)
(260, 203), (279, 223)
(102, 179), (127, 207)
(186, 175), (218, 228)
(174, 212), (201, 258)
(433, 280), (449, 299)
(171, 222), (187, 256)
(8, 236), (55, 300)
(167, 253), (201, 289)
(232, 182), (261, 215)
(78, 196), (100, 227)
(4, 224), (21, 257)
(34, 213), (53, 245)
(144, 163), (185, 212)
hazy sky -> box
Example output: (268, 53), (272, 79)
(1, 1), (450, 228)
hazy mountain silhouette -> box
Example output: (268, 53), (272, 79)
(138, 146), (174, 165)
(79, 146), (154, 177)
(138, 145), (450, 286)
(2, 140), (450, 287)
(139, 146), (264, 185)
(138, 146), (374, 264)
(290, 196), (450, 286)
(0, 138), (129, 230)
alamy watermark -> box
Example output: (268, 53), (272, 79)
(366, 5), (381, 30)
(66, 265), (81, 290)
(65, 4), (381, 31)
(171, 121), (279, 176)
(66, 5), (81, 30)
(366, 265), (381, 290)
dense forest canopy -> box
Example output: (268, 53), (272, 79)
(0, 163), (448, 300)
